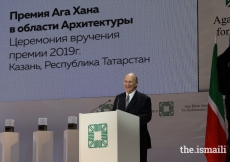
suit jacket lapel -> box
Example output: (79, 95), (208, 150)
(126, 91), (138, 112)
(119, 93), (126, 111)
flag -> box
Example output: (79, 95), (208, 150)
(205, 42), (227, 161)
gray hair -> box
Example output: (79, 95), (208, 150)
(126, 72), (138, 83)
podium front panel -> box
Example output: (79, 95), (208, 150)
(79, 110), (139, 162)
(79, 111), (118, 162)
(117, 110), (139, 162)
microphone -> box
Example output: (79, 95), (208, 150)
(117, 98), (119, 110)
(91, 100), (111, 113)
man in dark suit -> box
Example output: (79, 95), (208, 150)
(112, 73), (152, 162)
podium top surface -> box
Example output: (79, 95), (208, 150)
(0, 132), (19, 134)
(80, 109), (138, 117)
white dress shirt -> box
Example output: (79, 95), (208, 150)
(126, 90), (136, 102)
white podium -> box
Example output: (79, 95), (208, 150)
(0, 132), (19, 162)
(63, 130), (79, 162)
(79, 110), (139, 162)
(33, 131), (53, 162)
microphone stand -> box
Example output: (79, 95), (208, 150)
(91, 100), (111, 113)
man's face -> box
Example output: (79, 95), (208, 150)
(123, 74), (138, 94)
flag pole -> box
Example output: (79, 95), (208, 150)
(205, 36), (227, 162)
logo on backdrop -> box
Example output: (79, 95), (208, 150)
(182, 104), (207, 112)
(88, 123), (108, 148)
(227, 0), (230, 7)
(159, 101), (174, 116)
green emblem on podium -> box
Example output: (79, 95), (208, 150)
(88, 123), (108, 148)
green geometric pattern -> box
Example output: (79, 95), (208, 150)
(88, 123), (108, 148)
(159, 101), (174, 116)
(227, 0), (230, 7)
(99, 104), (113, 112)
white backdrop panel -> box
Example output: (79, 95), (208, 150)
(0, 0), (198, 102)
(199, 0), (230, 91)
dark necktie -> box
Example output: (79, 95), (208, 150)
(126, 95), (130, 109)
